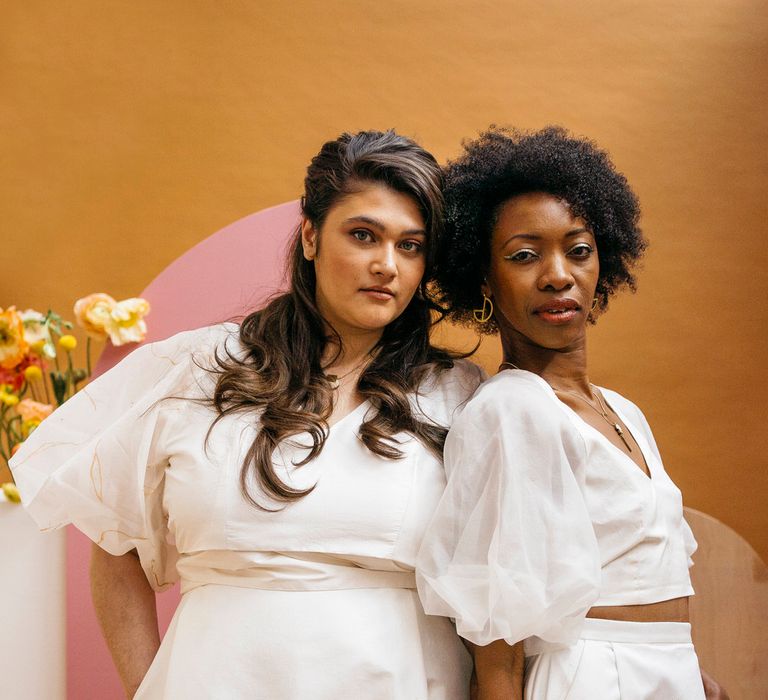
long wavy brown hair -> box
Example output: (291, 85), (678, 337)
(207, 130), (458, 508)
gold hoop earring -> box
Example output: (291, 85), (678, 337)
(473, 295), (494, 323)
(591, 297), (599, 312)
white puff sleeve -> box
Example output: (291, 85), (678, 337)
(416, 372), (601, 647)
(9, 324), (232, 591)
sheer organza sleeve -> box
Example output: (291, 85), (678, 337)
(9, 324), (231, 591)
(416, 372), (601, 647)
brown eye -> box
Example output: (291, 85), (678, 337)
(504, 249), (538, 263)
(568, 244), (594, 258)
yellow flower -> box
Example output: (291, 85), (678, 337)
(73, 293), (116, 339)
(58, 335), (78, 351)
(0, 307), (29, 370)
(23, 365), (43, 381)
(20, 309), (55, 358)
(2, 482), (21, 504)
(0, 392), (19, 407)
(21, 419), (41, 438)
(105, 298), (150, 346)
(16, 398), (54, 423)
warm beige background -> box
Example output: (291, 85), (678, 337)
(2, 1), (766, 560)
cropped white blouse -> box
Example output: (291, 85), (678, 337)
(416, 369), (697, 650)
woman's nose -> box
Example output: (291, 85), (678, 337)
(538, 254), (574, 290)
(371, 244), (397, 277)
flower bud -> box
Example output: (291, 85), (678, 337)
(23, 365), (43, 381)
(58, 335), (78, 351)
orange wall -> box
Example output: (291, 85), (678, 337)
(3, 1), (766, 560)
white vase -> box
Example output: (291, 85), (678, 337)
(0, 492), (66, 699)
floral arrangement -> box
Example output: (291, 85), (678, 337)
(0, 294), (150, 504)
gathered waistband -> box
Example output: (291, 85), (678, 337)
(177, 551), (417, 595)
(579, 618), (693, 644)
(525, 619), (693, 656)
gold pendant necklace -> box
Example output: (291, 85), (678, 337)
(558, 386), (632, 452)
(324, 356), (370, 390)
(499, 361), (632, 453)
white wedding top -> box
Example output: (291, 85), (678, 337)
(11, 324), (486, 699)
(416, 369), (697, 652)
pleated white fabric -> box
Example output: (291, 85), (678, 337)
(11, 324), (486, 699)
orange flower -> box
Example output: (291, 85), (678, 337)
(16, 398), (54, 423)
(0, 307), (29, 370)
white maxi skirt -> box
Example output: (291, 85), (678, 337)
(525, 619), (706, 700)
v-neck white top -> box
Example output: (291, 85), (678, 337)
(416, 369), (697, 650)
(10, 324), (486, 699)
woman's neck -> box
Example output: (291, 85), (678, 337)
(501, 333), (591, 396)
(321, 328), (382, 373)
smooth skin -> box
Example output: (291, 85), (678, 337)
(91, 182), (430, 697)
(475, 191), (728, 700)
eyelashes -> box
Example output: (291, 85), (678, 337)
(503, 243), (594, 263)
(349, 229), (425, 254)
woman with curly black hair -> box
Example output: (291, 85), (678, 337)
(417, 127), (726, 699)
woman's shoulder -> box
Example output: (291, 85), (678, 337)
(469, 369), (556, 413)
(412, 359), (487, 427)
(82, 322), (240, 404)
(456, 369), (578, 437)
(145, 322), (240, 361)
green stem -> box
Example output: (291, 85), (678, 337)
(52, 336), (60, 372)
(65, 351), (74, 401)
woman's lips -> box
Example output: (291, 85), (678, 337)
(360, 287), (395, 301)
(533, 299), (580, 325)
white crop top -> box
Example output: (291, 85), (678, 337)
(416, 369), (697, 650)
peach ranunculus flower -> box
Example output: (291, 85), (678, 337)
(74, 294), (150, 346)
(73, 293), (115, 339)
(0, 307), (29, 370)
(16, 398), (54, 423)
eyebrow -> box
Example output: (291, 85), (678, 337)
(343, 215), (427, 236)
(501, 227), (589, 247)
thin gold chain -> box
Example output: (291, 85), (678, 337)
(499, 361), (632, 453)
(557, 385), (632, 453)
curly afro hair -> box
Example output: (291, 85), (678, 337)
(435, 126), (647, 334)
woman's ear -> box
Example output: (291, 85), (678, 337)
(480, 279), (491, 299)
(300, 218), (317, 261)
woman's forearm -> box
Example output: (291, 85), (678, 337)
(472, 639), (525, 700)
(90, 544), (160, 698)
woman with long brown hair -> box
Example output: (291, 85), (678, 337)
(11, 130), (484, 698)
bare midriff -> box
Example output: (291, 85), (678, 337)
(587, 596), (689, 623)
